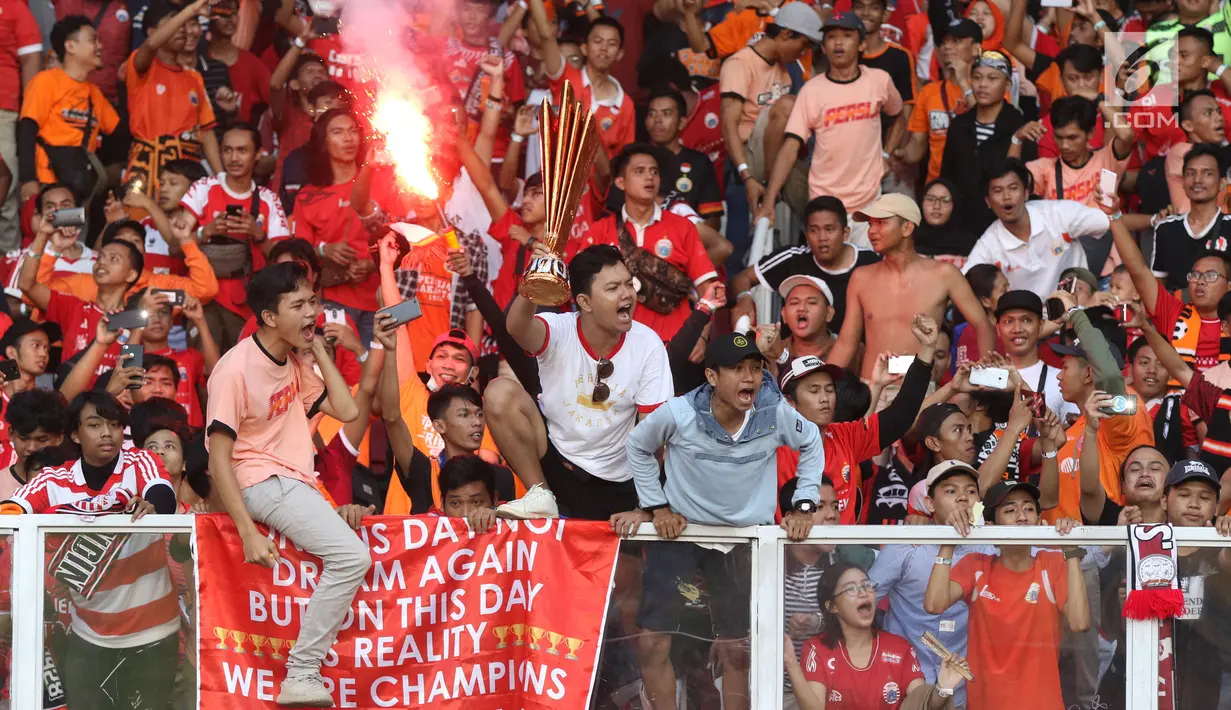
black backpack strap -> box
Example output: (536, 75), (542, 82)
(249, 185), (261, 216)
(1036, 363), (1048, 394)
(1054, 158), (1064, 200)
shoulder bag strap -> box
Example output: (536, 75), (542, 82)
(1054, 158), (1064, 200)
(249, 185), (261, 216)
(1036, 363), (1048, 394)
(90, 0), (113, 29)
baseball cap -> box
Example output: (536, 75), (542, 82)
(0, 318), (61, 357)
(430, 328), (480, 363)
(916, 403), (963, 439)
(779, 355), (845, 391)
(994, 290), (1043, 320)
(982, 480), (1041, 523)
(705, 332), (766, 370)
(925, 460), (980, 495)
(852, 193), (922, 225)
(942, 18), (984, 42)
(774, 3), (825, 42)
(778, 274), (835, 306)
(1048, 306), (1127, 369)
(1164, 459), (1221, 496)
(820, 10), (864, 38)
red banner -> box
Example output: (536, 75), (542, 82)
(196, 514), (620, 709)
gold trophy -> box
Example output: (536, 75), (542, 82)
(529, 626), (546, 650)
(511, 623), (526, 647)
(494, 626), (509, 649)
(213, 627), (229, 649)
(517, 81), (602, 306)
(565, 637), (584, 661)
(230, 630), (248, 653)
(250, 634), (267, 657)
(546, 631), (564, 655)
(269, 638), (286, 660)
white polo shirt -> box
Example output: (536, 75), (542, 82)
(533, 311), (674, 482)
(963, 200), (1110, 298)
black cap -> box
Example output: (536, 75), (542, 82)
(0, 318), (61, 356)
(1049, 306), (1127, 369)
(917, 403), (964, 439)
(1164, 459), (1221, 496)
(942, 18), (984, 42)
(982, 480), (1041, 523)
(994, 290), (1043, 320)
(822, 11), (866, 36)
(705, 332), (766, 370)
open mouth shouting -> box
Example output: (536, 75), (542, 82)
(736, 384), (757, 407)
(615, 302), (634, 325)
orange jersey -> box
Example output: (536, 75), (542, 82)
(1047, 394), (1154, 523)
(547, 64), (635, 157)
(907, 80), (968, 183)
(124, 54), (217, 142)
(707, 3), (813, 80)
(19, 68), (119, 184)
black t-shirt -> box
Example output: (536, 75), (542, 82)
(861, 44), (915, 105)
(753, 244), (880, 333)
(606, 146), (724, 220)
(973, 421), (1034, 484)
(865, 453), (921, 525)
(1082, 496), (1123, 526)
(396, 448), (517, 515)
(1149, 211), (1231, 293)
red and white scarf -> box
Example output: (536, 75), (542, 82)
(1126, 523), (1184, 710)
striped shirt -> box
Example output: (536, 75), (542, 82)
(7, 450), (179, 648)
(784, 559), (827, 692)
(974, 120), (995, 146)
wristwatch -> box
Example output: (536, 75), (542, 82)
(794, 501), (817, 515)
(1063, 547), (1087, 561)
(937, 687), (955, 698)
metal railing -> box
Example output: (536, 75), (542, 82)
(5, 515), (1218, 709)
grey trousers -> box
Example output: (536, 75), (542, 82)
(242, 476), (371, 678)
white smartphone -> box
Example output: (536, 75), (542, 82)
(969, 366), (1010, 389)
(1099, 168), (1118, 207)
(888, 355), (914, 375)
(324, 307), (346, 325)
(1041, 0), (1073, 7)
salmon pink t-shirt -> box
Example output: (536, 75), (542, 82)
(719, 46), (792, 143)
(205, 335), (326, 490)
(1026, 142), (1129, 208)
(786, 68), (904, 213)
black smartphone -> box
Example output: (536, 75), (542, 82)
(151, 289), (185, 306)
(119, 344), (144, 389)
(50, 207), (87, 229)
(311, 13), (340, 36)
(0, 360), (19, 381)
(1044, 297), (1066, 323)
(107, 309), (150, 332)
(1097, 394), (1139, 416)
(225, 204), (244, 218)
(376, 298), (423, 327)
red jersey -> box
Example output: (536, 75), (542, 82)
(589, 207), (716, 341)
(0, 0), (42, 113)
(179, 174), (289, 317)
(548, 64), (635, 157)
(1150, 281), (1222, 375)
(1131, 83), (1231, 159)
(800, 631), (923, 710)
(272, 103), (313, 191)
(148, 347), (205, 427)
(680, 84), (727, 191)
(222, 49), (272, 123)
(489, 209), (527, 309)
(315, 430), (358, 505)
(292, 180), (378, 311)
(778, 414), (883, 525)
(309, 35), (363, 88)
(47, 290), (117, 373)
(141, 217), (187, 276)
(440, 37), (527, 162)
(10, 450), (178, 648)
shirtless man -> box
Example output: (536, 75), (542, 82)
(828, 194), (994, 379)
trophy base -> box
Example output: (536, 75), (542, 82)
(519, 255), (571, 306)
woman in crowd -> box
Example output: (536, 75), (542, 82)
(785, 561), (968, 709)
(914, 180), (979, 267)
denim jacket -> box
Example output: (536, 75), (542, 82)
(627, 375), (824, 526)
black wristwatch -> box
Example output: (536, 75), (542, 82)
(1063, 547), (1087, 561)
(794, 500), (818, 515)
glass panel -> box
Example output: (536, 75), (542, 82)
(0, 532), (10, 708)
(1146, 544), (1231, 710)
(42, 530), (195, 709)
(780, 541), (1120, 710)
(592, 540), (753, 709)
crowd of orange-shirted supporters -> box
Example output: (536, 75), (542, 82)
(9, 0), (1231, 706)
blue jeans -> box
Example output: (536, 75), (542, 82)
(325, 301), (375, 347)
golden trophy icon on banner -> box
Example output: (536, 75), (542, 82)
(565, 637), (584, 661)
(517, 81), (602, 306)
(529, 626), (546, 650)
(493, 626), (509, 649)
(511, 623), (526, 647)
(213, 627), (229, 650)
(230, 630), (248, 653)
(250, 634), (267, 657)
(269, 638), (286, 660)
(546, 631), (564, 655)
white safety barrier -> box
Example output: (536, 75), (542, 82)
(5, 515), (1221, 709)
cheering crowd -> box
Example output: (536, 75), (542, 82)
(7, 0), (1231, 707)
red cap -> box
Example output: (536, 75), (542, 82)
(431, 328), (479, 362)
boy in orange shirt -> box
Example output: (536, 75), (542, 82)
(206, 261), (365, 707)
(124, 0), (221, 202)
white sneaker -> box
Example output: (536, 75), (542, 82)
(496, 484), (559, 519)
(276, 674), (334, 708)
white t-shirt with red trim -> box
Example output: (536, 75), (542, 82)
(532, 311), (673, 482)
(8, 449), (178, 649)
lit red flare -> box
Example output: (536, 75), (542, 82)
(370, 88), (438, 200)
